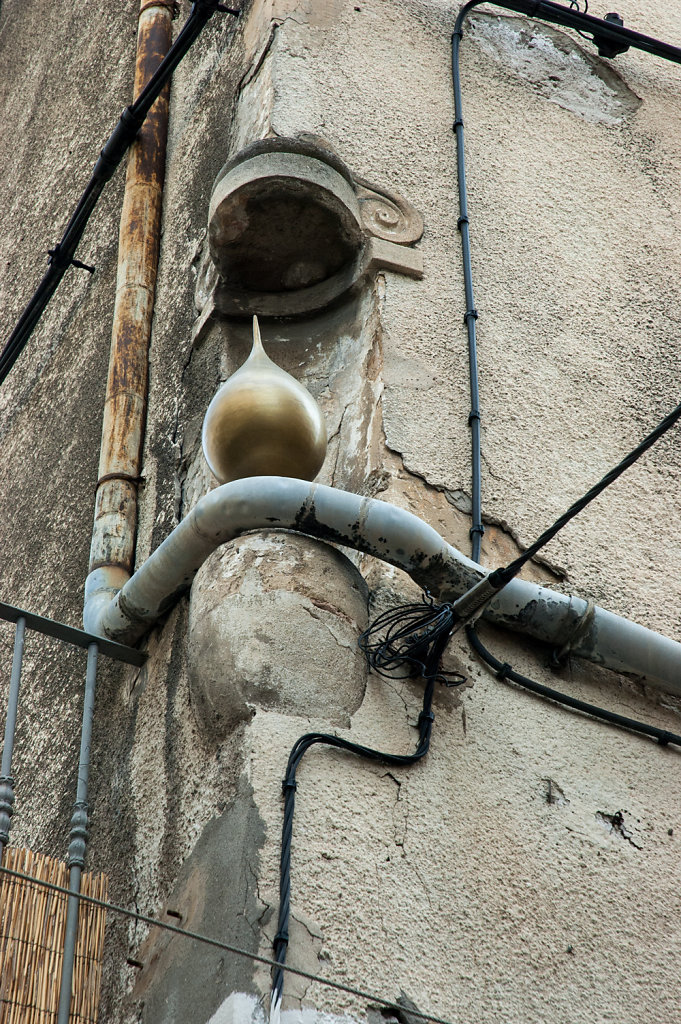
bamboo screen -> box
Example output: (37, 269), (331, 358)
(0, 847), (108, 1023)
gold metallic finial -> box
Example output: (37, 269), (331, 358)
(202, 316), (328, 484)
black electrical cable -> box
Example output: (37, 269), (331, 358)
(272, 5), (681, 1015)
(451, 2), (681, 561)
(451, 5), (681, 620)
(270, 608), (460, 1021)
(451, 15), (483, 562)
(466, 624), (681, 748)
(453, 2), (681, 733)
(0, 0), (239, 388)
(474, 1), (681, 65)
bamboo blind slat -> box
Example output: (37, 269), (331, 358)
(0, 848), (107, 1024)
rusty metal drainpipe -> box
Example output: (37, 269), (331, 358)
(88, 0), (174, 606)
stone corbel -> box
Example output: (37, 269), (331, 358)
(192, 135), (424, 339)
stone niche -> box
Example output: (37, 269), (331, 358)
(194, 133), (424, 323)
(187, 532), (369, 739)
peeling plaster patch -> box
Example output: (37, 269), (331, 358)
(368, 991), (426, 1024)
(595, 809), (643, 849)
(445, 489), (472, 515)
(468, 14), (641, 126)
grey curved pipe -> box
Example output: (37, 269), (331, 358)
(83, 477), (681, 693)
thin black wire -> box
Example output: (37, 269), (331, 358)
(270, 613), (456, 1020)
(0, 0), (239, 387)
(486, 396), (681, 591)
(466, 624), (681, 748)
(567, 0), (592, 41)
(358, 600), (465, 686)
(0, 864), (457, 1024)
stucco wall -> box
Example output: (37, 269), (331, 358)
(1, 2), (681, 1023)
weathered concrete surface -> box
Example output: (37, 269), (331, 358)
(126, 775), (266, 1024)
(188, 532), (369, 736)
(2, 2), (681, 1024)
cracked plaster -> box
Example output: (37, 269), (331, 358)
(2, 2), (681, 1023)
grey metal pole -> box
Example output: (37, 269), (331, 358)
(0, 616), (26, 859)
(57, 641), (99, 1024)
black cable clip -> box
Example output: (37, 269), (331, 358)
(469, 523), (485, 538)
(657, 731), (672, 747)
(281, 777), (297, 793)
(457, 215), (469, 231)
(463, 309), (478, 324)
(467, 410), (481, 426)
(274, 929), (289, 948)
(453, 117), (464, 130)
(496, 663), (512, 681)
(418, 710), (435, 727)
(48, 247), (95, 274)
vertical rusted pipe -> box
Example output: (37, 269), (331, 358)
(88, 1), (174, 597)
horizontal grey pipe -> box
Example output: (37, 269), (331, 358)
(83, 477), (681, 693)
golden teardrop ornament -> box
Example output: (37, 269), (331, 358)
(202, 316), (328, 484)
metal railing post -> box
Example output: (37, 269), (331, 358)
(56, 641), (99, 1024)
(0, 616), (26, 860)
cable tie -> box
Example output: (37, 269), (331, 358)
(467, 410), (481, 425)
(47, 248), (95, 274)
(281, 778), (297, 793)
(496, 663), (512, 681)
(469, 524), (485, 537)
(274, 929), (289, 946)
(463, 309), (478, 324)
(418, 710), (435, 725)
(120, 106), (142, 134)
(457, 215), (469, 230)
(47, 246), (65, 267)
(71, 258), (96, 274)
